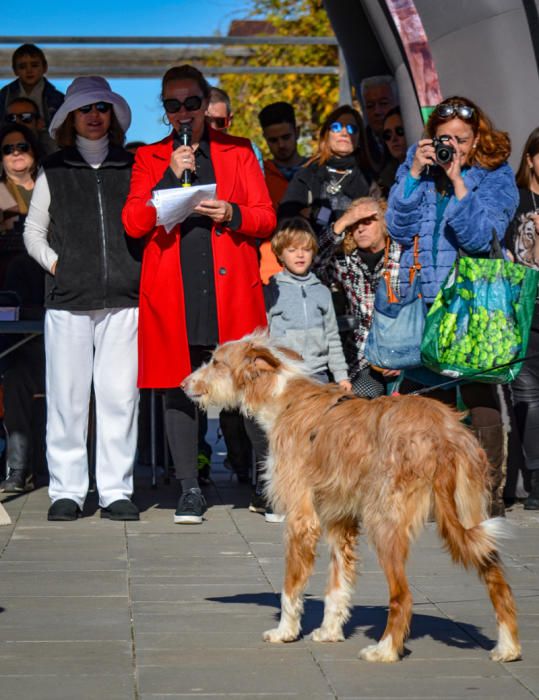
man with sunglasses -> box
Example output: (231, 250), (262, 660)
(123, 64), (275, 525)
(205, 86), (265, 486)
(206, 86), (265, 173)
(5, 97), (57, 156)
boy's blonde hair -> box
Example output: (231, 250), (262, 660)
(271, 217), (319, 261)
(342, 197), (388, 255)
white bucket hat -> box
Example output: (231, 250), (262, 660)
(49, 76), (131, 138)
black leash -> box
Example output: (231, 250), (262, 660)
(409, 351), (539, 396)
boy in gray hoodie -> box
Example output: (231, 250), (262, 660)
(265, 217), (352, 389)
(246, 218), (351, 522)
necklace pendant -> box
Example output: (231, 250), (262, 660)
(327, 183), (341, 195)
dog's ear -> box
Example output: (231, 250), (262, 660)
(238, 345), (281, 385)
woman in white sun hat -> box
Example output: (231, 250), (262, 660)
(23, 76), (142, 522)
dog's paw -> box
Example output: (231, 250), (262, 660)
(490, 644), (521, 662)
(263, 627), (298, 643)
(490, 623), (521, 662)
(311, 626), (344, 642)
(359, 637), (399, 663)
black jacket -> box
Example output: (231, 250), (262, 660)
(277, 160), (371, 238)
(43, 146), (141, 311)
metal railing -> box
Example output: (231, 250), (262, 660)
(0, 35), (349, 99)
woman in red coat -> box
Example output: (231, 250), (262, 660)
(122, 65), (275, 524)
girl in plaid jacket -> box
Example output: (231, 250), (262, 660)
(317, 196), (401, 397)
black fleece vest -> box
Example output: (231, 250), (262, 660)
(43, 146), (141, 310)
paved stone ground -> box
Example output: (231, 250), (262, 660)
(0, 418), (538, 700)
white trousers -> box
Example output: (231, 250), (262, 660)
(45, 308), (139, 508)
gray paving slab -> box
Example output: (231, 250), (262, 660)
(1, 439), (538, 700)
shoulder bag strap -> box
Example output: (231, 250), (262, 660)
(409, 235), (422, 284)
(382, 237), (399, 303)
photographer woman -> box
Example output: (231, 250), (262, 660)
(386, 96), (518, 516)
(506, 127), (539, 509)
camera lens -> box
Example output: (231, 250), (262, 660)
(436, 146), (452, 164)
(433, 137), (455, 165)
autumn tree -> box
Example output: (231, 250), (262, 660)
(208, 0), (339, 156)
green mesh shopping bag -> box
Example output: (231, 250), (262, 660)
(420, 255), (539, 383)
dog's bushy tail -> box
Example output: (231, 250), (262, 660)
(432, 432), (505, 570)
(432, 429), (520, 658)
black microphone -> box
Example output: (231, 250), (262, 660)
(178, 123), (192, 188)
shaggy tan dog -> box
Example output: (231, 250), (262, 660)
(182, 333), (521, 663)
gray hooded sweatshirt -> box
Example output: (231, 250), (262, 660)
(264, 269), (349, 382)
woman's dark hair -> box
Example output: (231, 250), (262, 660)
(515, 127), (539, 189)
(55, 110), (125, 148)
(307, 104), (371, 174)
(161, 64), (211, 100)
(0, 123), (40, 181)
(12, 44), (47, 71)
(425, 96), (511, 170)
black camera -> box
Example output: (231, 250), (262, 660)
(432, 136), (455, 165)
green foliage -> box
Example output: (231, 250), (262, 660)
(207, 0), (339, 157)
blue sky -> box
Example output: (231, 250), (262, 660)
(1, 0), (251, 142)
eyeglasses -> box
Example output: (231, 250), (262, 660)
(329, 121), (359, 135)
(2, 142), (31, 155)
(163, 96), (203, 113)
(206, 116), (229, 129)
(435, 103), (475, 120)
(382, 125), (405, 141)
(5, 112), (38, 124)
(77, 102), (112, 114)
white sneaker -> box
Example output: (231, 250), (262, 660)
(264, 507), (285, 523)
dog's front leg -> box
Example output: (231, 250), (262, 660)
(264, 506), (321, 643)
(312, 518), (359, 642)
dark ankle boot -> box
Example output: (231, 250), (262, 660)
(524, 470), (539, 510)
(0, 433), (32, 493)
(473, 423), (506, 518)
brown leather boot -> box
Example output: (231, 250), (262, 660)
(472, 413), (506, 518)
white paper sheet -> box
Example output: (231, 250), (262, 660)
(151, 184), (217, 233)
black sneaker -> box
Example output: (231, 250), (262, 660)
(47, 498), (81, 521)
(249, 491), (267, 514)
(174, 488), (207, 524)
(0, 470), (26, 493)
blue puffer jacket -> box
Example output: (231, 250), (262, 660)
(386, 144), (518, 303)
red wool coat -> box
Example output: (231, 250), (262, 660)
(122, 129), (276, 388)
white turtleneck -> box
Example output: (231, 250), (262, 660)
(24, 135), (110, 272)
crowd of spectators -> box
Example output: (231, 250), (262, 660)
(0, 44), (538, 523)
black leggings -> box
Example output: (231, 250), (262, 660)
(164, 346), (212, 481)
(511, 328), (539, 471)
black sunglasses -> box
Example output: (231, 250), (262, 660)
(163, 96), (203, 113)
(77, 102), (112, 114)
(382, 125), (405, 141)
(5, 112), (38, 124)
(206, 116), (228, 129)
(435, 103), (475, 120)
(2, 142), (31, 155)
